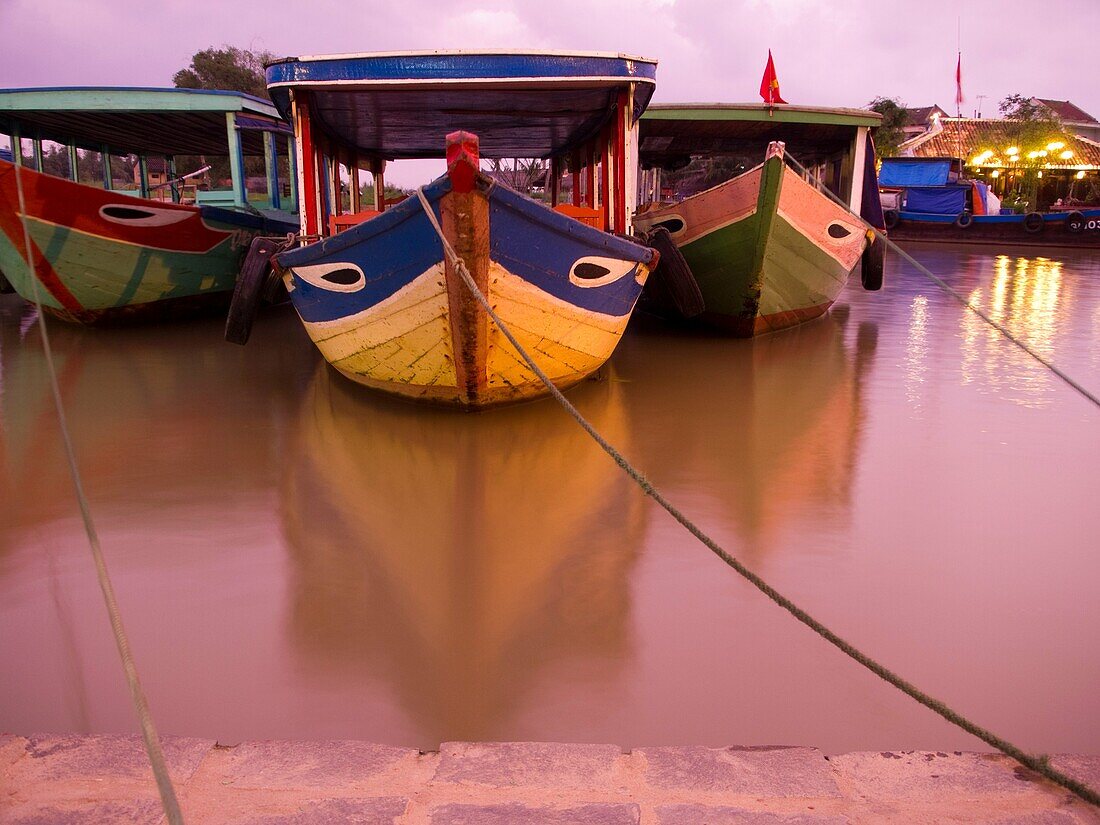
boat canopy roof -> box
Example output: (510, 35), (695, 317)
(639, 103), (882, 167)
(0, 87), (291, 158)
(266, 50), (657, 160)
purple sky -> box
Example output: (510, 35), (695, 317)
(3, 0), (1096, 186)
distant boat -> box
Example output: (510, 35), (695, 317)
(633, 104), (886, 336)
(878, 156), (1100, 247)
(0, 87), (299, 322)
(249, 51), (660, 409)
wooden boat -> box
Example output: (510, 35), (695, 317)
(878, 157), (1100, 248)
(0, 87), (299, 323)
(632, 104), (886, 336)
(257, 51), (660, 409)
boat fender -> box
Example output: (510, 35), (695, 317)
(1023, 212), (1044, 234)
(644, 226), (705, 318)
(225, 235), (294, 345)
(860, 233), (885, 291)
(883, 209), (900, 230)
(1065, 211), (1086, 234)
(955, 210), (972, 228)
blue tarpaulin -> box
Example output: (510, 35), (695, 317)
(0, 147), (12, 163)
(879, 158), (952, 187)
(905, 185), (967, 214)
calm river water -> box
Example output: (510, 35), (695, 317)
(0, 243), (1097, 755)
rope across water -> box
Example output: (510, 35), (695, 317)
(782, 152), (1100, 410)
(416, 186), (1100, 808)
(12, 164), (186, 825)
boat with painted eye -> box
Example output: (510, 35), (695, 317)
(632, 104), (886, 336)
(0, 87), (299, 323)
(255, 51), (659, 409)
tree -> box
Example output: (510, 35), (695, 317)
(173, 46), (273, 100)
(867, 97), (909, 158)
(173, 46), (275, 185)
(996, 94), (1069, 211)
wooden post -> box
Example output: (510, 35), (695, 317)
(225, 111), (247, 207)
(101, 145), (113, 190)
(67, 142), (79, 182)
(848, 126), (868, 214)
(10, 123), (22, 166)
(294, 93), (319, 235)
(613, 89), (627, 233)
(167, 156), (180, 202)
(550, 156), (560, 207)
(601, 127), (612, 231)
(287, 136), (299, 215)
(264, 131), (281, 210)
(349, 152), (361, 214)
(373, 158), (385, 211)
(585, 142), (596, 208)
(330, 154), (343, 216)
(138, 155), (150, 198)
(571, 150), (581, 206)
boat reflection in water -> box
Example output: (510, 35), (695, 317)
(616, 308), (879, 557)
(281, 367), (646, 744)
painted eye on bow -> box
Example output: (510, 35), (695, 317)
(827, 221), (858, 240)
(568, 256), (636, 288)
(98, 204), (192, 227)
(291, 262), (367, 292)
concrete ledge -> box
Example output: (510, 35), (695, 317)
(0, 736), (1096, 824)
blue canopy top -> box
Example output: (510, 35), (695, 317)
(878, 158), (952, 187)
(265, 50), (657, 160)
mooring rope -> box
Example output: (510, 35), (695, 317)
(416, 186), (1100, 807)
(781, 153), (1100, 410)
(12, 164), (185, 825)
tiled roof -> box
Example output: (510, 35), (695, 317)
(905, 118), (1100, 169)
(1035, 99), (1098, 124)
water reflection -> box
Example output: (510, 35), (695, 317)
(0, 309), (313, 544)
(615, 310), (878, 556)
(282, 368), (645, 743)
(959, 253), (1069, 408)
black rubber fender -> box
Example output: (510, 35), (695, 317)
(955, 210), (973, 228)
(883, 209), (900, 230)
(225, 236), (292, 345)
(1065, 211), (1085, 234)
(860, 234), (885, 291)
(1023, 212), (1044, 234)
(645, 225), (705, 318)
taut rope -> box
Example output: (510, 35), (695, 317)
(416, 186), (1099, 808)
(12, 163), (185, 825)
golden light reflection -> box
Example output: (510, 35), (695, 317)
(959, 254), (1068, 408)
(904, 295), (929, 411)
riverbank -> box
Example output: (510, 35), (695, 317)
(1, 735), (1096, 823)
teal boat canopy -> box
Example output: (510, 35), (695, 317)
(266, 51), (657, 160)
(0, 87), (292, 157)
(639, 103), (881, 167)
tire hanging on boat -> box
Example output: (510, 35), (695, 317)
(955, 210), (972, 228)
(1023, 212), (1044, 234)
(1065, 211), (1086, 234)
(860, 233), (885, 291)
(225, 236), (293, 345)
(883, 209), (900, 230)
(644, 225), (705, 318)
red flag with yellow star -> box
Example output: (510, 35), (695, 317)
(759, 50), (787, 104)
